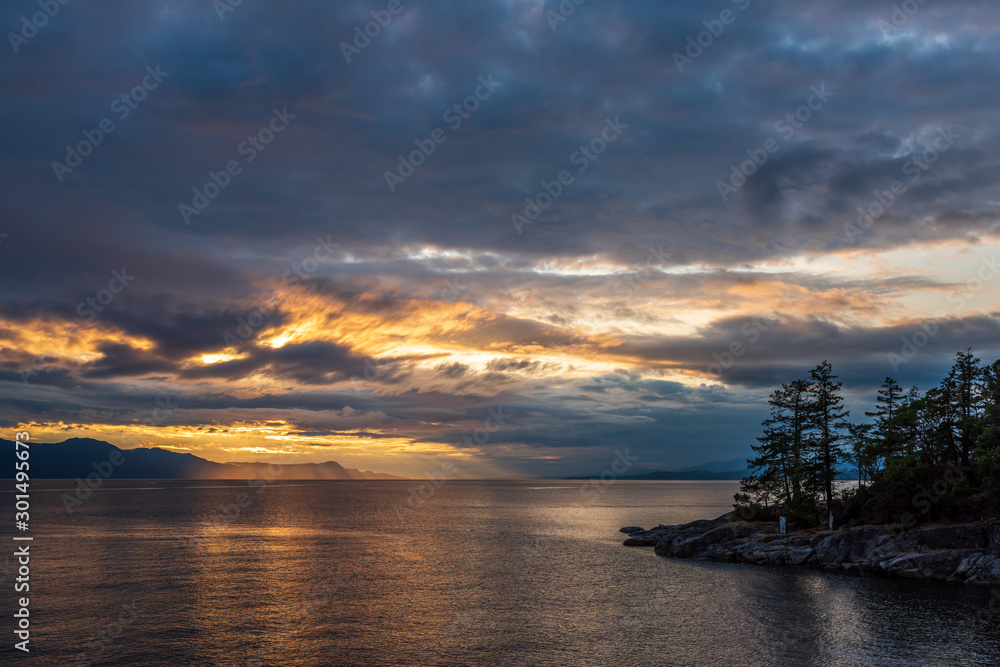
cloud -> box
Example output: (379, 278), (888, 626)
(3, 0), (1000, 474)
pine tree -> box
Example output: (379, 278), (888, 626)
(865, 376), (903, 467)
(733, 471), (784, 518)
(846, 422), (875, 487)
(947, 348), (982, 467)
(900, 387), (952, 467)
(976, 359), (1000, 499)
(807, 361), (850, 508)
(979, 359), (1000, 451)
(733, 350), (1000, 524)
(749, 424), (792, 504)
(745, 379), (814, 509)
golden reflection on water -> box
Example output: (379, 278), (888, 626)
(12, 480), (1000, 666)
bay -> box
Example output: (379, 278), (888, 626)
(2, 480), (999, 666)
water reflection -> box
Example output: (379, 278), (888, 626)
(1, 480), (998, 666)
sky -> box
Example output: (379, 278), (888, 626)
(2, 0), (1000, 478)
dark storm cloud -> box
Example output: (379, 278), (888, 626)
(613, 313), (1000, 383)
(0, 0), (994, 271)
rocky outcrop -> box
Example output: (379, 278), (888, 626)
(623, 514), (1000, 585)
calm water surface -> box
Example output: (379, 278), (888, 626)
(2, 480), (999, 666)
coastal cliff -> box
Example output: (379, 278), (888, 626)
(622, 514), (1000, 585)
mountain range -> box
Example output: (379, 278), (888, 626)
(1, 438), (407, 480)
(566, 456), (857, 481)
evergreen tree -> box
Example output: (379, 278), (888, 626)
(846, 422), (876, 487)
(747, 379), (813, 508)
(733, 471), (784, 517)
(865, 376), (903, 467)
(979, 359), (1000, 452)
(807, 361), (850, 508)
(946, 348), (982, 467)
(976, 359), (1000, 499)
(733, 351), (1000, 524)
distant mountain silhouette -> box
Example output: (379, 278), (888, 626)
(1, 438), (407, 480)
(672, 457), (750, 473)
(565, 468), (748, 481)
(565, 456), (857, 481)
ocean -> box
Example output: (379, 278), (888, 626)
(2, 479), (999, 666)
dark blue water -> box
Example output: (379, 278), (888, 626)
(2, 480), (999, 666)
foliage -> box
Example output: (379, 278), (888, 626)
(734, 350), (1000, 526)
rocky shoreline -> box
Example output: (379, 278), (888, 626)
(621, 513), (1000, 585)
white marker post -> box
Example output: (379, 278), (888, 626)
(779, 516), (787, 534)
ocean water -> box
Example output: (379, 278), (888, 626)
(2, 479), (1000, 666)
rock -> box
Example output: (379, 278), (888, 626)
(624, 515), (1000, 585)
(702, 542), (735, 561)
(815, 499), (849, 529)
(666, 523), (763, 558)
(760, 540), (815, 566)
(620, 526), (644, 533)
(622, 528), (672, 546)
(914, 524), (985, 550)
(988, 524), (1000, 555)
(879, 549), (976, 580)
(962, 556), (999, 585)
(814, 526), (889, 565)
(955, 553), (985, 578)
